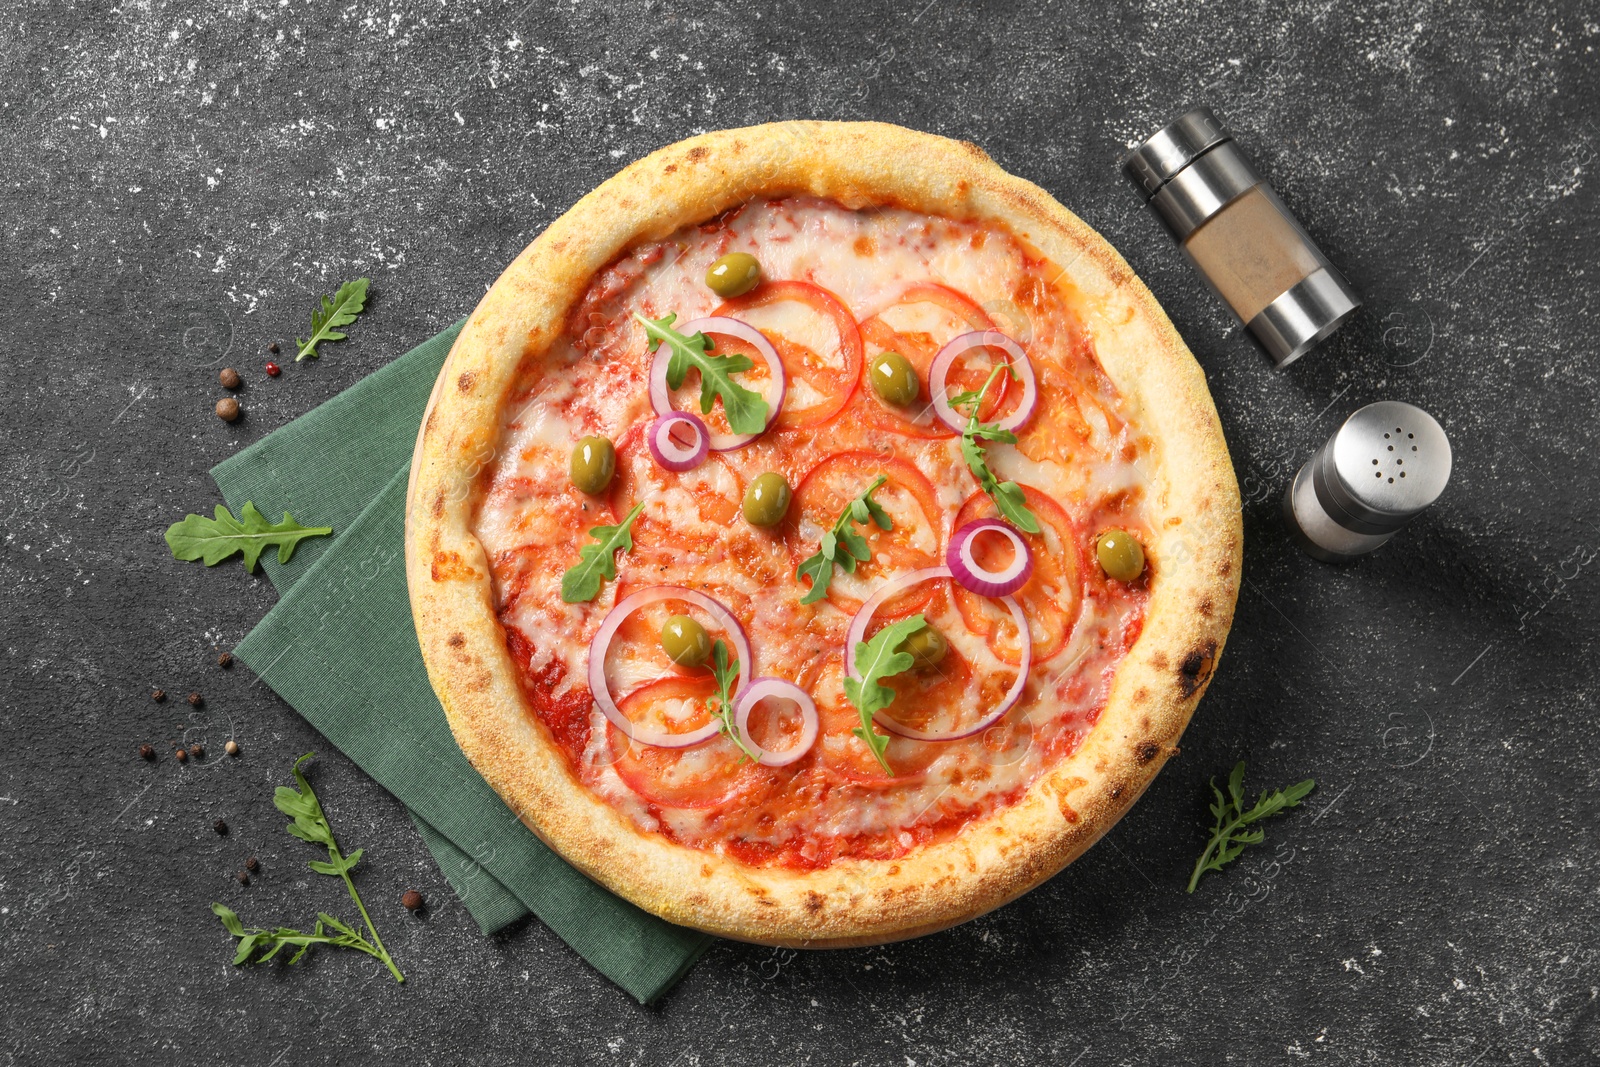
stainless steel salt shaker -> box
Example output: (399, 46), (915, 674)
(1283, 401), (1452, 562)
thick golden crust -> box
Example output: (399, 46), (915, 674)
(406, 121), (1241, 946)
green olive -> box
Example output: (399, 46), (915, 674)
(897, 625), (949, 670)
(1095, 529), (1146, 582)
(868, 351), (920, 407)
(660, 614), (711, 668)
(705, 252), (761, 298)
(569, 435), (616, 495)
(741, 471), (792, 527)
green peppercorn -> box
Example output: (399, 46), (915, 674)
(569, 435), (616, 494)
(868, 351), (920, 407)
(660, 614), (711, 667)
(898, 626), (949, 670)
(741, 472), (792, 527)
(705, 252), (761, 298)
(1095, 529), (1146, 582)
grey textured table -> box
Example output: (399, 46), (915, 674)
(3, 1), (1597, 1063)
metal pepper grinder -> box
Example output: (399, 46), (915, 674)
(1283, 401), (1452, 562)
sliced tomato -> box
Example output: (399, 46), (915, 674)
(607, 677), (766, 809)
(952, 486), (1082, 665)
(785, 451), (944, 616)
(853, 283), (1011, 437)
(802, 653), (941, 785)
(714, 280), (862, 431)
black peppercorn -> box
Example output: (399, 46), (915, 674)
(245, 856), (259, 872)
(139, 744), (155, 761)
(213, 818), (228, 835)
(236, 871), (250, 885)
(217, 651), (233, 669)
(401, 890), (423, 912)
(219, 368), (242, 390)
(151, 689), (166, 703)
(268, 341), (280, 354)
(187, 692), (203, 707)
(188, 743), (203, 759)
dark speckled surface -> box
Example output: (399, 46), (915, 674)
(3, 1), (1598, 1063)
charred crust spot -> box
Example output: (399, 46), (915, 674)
(1199, 598), (1214, 617)
(1135, 740), (1160, 764)
(1178, 641), (1218, 698)
(456, 371), (476, 393)
(447, 633), (465, 648)
(804, 891), (825, 914)
(700, 864), (712, 878)
(1109, 783), (1125, 800)
(1219, 558), (1232, 577)
(956, 179), (971, 195)
(665, 163), (678, 174)
(1150, 652), (1170, 671)
(686, 146), (709, 163)
(887, 864), (901, 876)
(431, 491), (445, 519)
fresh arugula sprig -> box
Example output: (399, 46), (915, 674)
(705, 639), (760, 763)
(165, 502), (332, 572)
(561, 502), (646, 603)
(635, 312), (769, 435)
(948, 364), (1041, 535)
(841, 613), (928, 775)
(212, 753), (404, 982)
(795, 475), (893, 605)
(1187, 761), (1316, 894)
(296, 278), (370, 361)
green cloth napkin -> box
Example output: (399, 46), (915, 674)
(212, 322), (712, 1003)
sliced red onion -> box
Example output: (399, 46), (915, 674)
(929, 330), (1038, 434)
(647, 412), (709, 472)
(845, 566), (1031, 742)
(947, 518), (1034, 598)
(733, 677), (819, 767)
(588, 586), (752, 749)
(647, 316), (786, 451)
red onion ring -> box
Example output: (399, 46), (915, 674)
(588, 586), (752, 749)
(733, 677), (819, 767)
(647, 412), (709, 472)
(845, 566), (1030, 742)
(929, 331), (1038, 434)
(647, 316), (786, 451)
(947, 518), (1034, 598)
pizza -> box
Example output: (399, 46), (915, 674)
(407, 122), (1241, 946)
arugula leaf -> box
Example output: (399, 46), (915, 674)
(295, 278), (370, 361)
(1187, 760), (1316, 893)
(841, 613), (928, 775)
(952, 364), (1041, 535)
(561, 502), (645, 603)
(705, 639), (760, 763)
(635, 312), (769, 435)
(165, 502), (332, 572)
(795, 475), (892, 605)
(212, 753), (404, 982)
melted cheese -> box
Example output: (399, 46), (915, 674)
(475, 198), (1154, 869)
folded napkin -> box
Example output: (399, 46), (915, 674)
(212, 322), (712, 1003)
